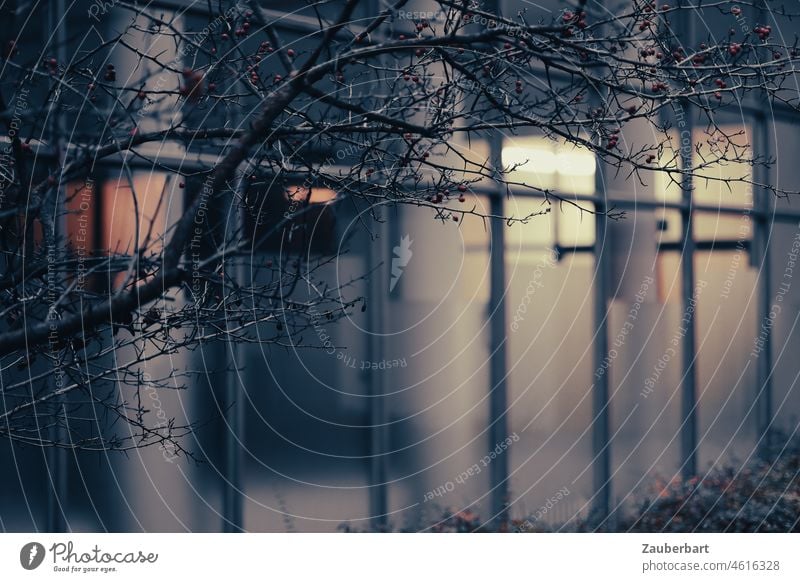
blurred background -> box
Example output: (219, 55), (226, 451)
(1, 0), (799, 532)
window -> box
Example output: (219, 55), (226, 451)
(503, 136), (596, 250)
(242, 182), (338, 253)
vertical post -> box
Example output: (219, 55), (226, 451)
(367, 0), (390, 529)
(368, 213), (389, 531)
(222, 180), (246, 532)
(677, 1), (698, 480)
(585, 0), (611, 522)
(592, 200), (611, 520)
(222, 346), (244, 532)
(678, 138), (698, 480)
(488, 131), (509, 527)
(753, 112), (773, 453)
(46, 0), (68, 533)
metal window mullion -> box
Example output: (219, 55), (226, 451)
(46, 0), (68, 534)
(222, 18), (246, 532)
(675, 0), (698, 481)
(488, 138), (510, 527)
(367, 217), (389, 531)
(222, 184), (245, 532)
(592, 200), (611, 521)
(753, 112), (774, 453)
(367, 0), (390, 531)
(678, 129), (698, 480)
(587, 0), (612, 523)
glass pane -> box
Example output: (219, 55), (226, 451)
(656, 250), (683, 304)
(694, 210), (752, 242)
(458, 251), (491, 304)
(771, 120), (800, 214)
(503, 136), (558, 191)
(652, 131), (683, 204)
(503, 136), (595, 196)
(695, 250), (759, 466)
(506, 196), (554, 248)
(655, 209), (682, 244)
(555, 148), (596, 195)
(102, 171), (169, 255)
(693, 126), (753, 208)
(506, 252), (595, 527)
(557, 202), (595, 248)
(459, 193), (492, 248)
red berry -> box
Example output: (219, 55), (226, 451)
(287, 49), (295, 57)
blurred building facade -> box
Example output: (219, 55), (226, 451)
(1, 0), (799, 532)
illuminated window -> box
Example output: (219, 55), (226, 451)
(285, 186), (337, 205)
(243, 183), (337, 253)
(102, 172), (168, 256)
(653, 125), (752, 244)
(503, 136), (596, 248)
(503, 136), (596, 195)
(692, 126), (752, 209)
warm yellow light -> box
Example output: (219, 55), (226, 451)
(285, 186), (337, 204)
(502, 138), (595, 195)
(502, 145), (557, 177)
(555, 150), (596, 177)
